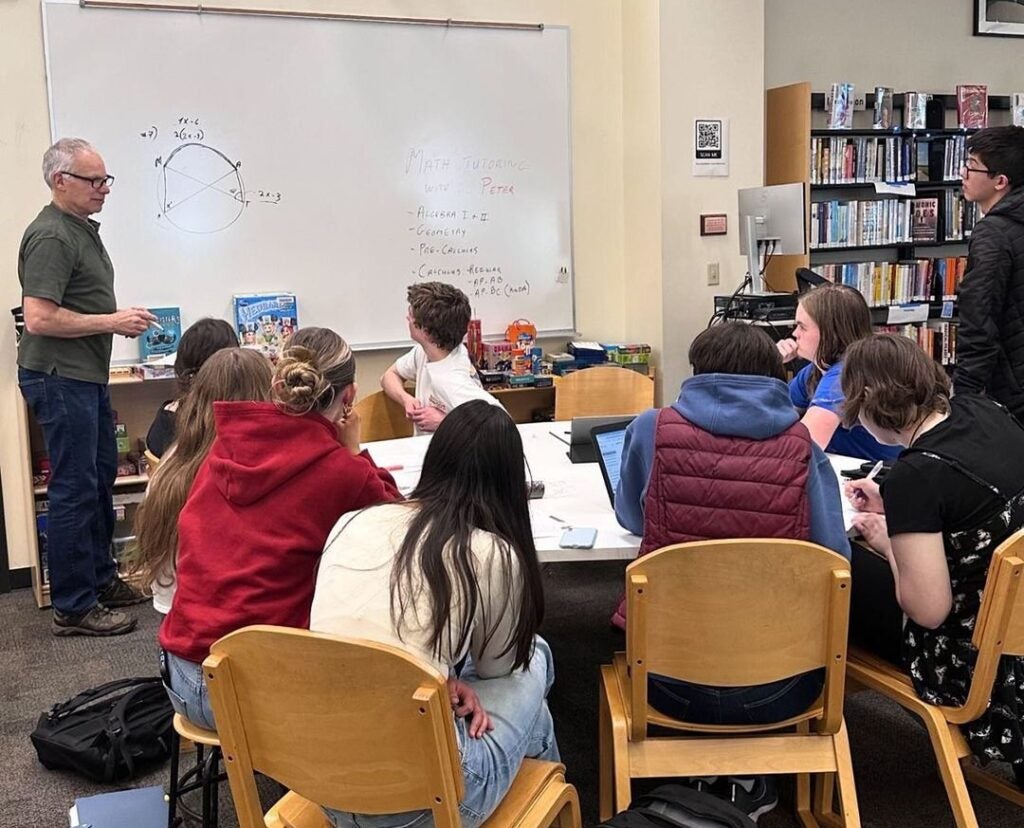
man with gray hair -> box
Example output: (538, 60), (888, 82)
(18, 138), (155, 636)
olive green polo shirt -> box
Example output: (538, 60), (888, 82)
(17, 204), (116, 384)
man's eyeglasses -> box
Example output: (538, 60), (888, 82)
(60, 171), (115, 189)
(961, 164), (997, 179)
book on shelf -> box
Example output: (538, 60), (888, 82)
(904, 92), (929, 129)
(815, 256), (967, 307)
(872, 86), (894, 129)
(1013, 93), (1024, 127)
(810, 198), (912, 249)
(956, 84), (988, 129)
(911, 197), (939, 243)
(810, 135), (913, 184)
(138, 306), (181, 362)
(828, 82), (855, 129)
(233, 292), (298, 360)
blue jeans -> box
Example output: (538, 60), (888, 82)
(162, 649), (217, 730)
(18, 368), (117, 616)
(326, 636), (560, 828)
(647, 669), (825, 726)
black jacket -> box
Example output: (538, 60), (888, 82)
(954, 187), (1024, 418)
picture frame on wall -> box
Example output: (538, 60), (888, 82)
(975, 0), (1024, 37)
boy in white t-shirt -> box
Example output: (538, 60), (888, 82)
(381, 282), (502, 434)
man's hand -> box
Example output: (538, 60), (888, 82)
(410, 405), (445, 432)
(776, 338), (800, 363)
(851, 512), (892, 557)
(109, 307), (157, 337)
(843, 478), (884, 514)
(447, 677), (493, 739)
(334, 407), (361, 455)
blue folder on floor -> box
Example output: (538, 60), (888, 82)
(70, 785), (167, 828)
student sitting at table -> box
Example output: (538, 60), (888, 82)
(145, 317), (240, 458)
(612, 321), (850, 818)
(157, 327), (402, 729)
(380, 281), (502, 434)
(776, 282), (901, 462)
(310, 400), (557, 828)
(842, 333), (1024, 787)
(130, 347), (272, 613)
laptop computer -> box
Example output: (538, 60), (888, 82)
(567, 415), (635, 463)
(590, 420), (631, 505)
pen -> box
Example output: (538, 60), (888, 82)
(382, 464), (404, 471)
(549, 430), (570, 446)
(150, 321), (163, 331)
(549, 515), (567, 523)
(865, 460), (884, 481)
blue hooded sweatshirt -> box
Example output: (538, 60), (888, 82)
(614, 373), (850, 558)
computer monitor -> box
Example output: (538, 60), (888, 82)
(737, 183), (807, 294)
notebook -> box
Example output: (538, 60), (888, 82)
(70, 785), (167, 828)
(567, 415), (635, 463)
(591, 421), (631, 505)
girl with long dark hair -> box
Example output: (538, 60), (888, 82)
(311, 399), (556, 827)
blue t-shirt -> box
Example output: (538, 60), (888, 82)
(789, 362), (901, 461)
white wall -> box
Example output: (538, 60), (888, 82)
(660, 0), (766, 399)
(766, 0), (1024, 93)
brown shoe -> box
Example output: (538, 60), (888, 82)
(97, 575), (148, 608)
(52, 605), (138, 637)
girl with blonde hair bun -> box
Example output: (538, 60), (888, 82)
(158, 327), (401, 730)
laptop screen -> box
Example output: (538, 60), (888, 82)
(592, 424), (629, 506)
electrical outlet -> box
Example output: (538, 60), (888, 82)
(706, 262), (720, 286)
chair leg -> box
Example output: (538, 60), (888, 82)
(962, 758), (1024, 807)
(599, 677), (631, 816)
(166, 728), (181, 828)
(917, 705), (979, 828)
(598, 686), (614, 821)
(829, 723), (862, 828)
(795, 722), (817, 828)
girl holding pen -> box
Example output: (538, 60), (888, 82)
(841, 333), (1024, 786)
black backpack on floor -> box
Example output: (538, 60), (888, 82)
(30, 676), (175, 783)
(600, 784), (757, 828)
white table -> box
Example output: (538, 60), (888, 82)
(363, 423), (870, 562)
(363, 421), (641, 563)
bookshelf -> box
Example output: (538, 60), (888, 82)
(765, 82), (1013, 367)
(26, 375), (175, 608)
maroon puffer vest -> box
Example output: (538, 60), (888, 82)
(638, 406), (813, 557)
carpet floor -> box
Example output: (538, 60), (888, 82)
(1, 561), (1022, 827)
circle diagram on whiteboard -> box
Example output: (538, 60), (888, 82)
(157, 143), (245, 233)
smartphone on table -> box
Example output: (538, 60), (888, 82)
(559, 527), (598, 549)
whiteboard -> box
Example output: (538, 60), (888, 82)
(42, 1), (574, 361)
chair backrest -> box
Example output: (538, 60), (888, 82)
(553, 366), (654, 420)
(204, 626), (464, 828)
(354, 390), (413, 442)
(625, 539), (851, 737)
(946, 530), (1024, 724)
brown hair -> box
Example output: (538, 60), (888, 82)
(841, 334), (950, 431)
(799, 283), (873, 395)
(689, 322), (786, 381)
(273, 327), (355, 416)
(173, 317), (239, 396)
(128, 348), (272, 589)
(407, 281), (472, 352)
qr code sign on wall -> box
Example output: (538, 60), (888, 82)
(695, 120), (722, 159)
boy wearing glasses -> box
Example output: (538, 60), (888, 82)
(17, 138), (155, 637)
(955, 125), (1024, 418)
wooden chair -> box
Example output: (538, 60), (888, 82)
(204, 625), (581, 828)
(830, 531), (1024, 828)
(353, 390), (413, 442)
(598, 539), (859, 827)
(553, 366), (654, 420)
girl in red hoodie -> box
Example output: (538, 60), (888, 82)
(158, 327), (401, 729)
